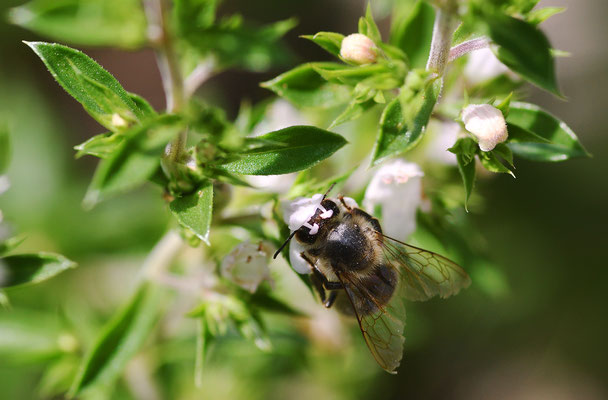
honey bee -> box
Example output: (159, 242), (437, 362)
(275, 193), (471, 374)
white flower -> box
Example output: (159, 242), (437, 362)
(462, 104), (508, 152)
(281, 194), (334, 234)
(251, 99), (308, 137)
(464, 48), (511, 85)
(0, 175), (9, 195)
(289, 238), (312, 275)
(426, 120), (460, 166)
(220, 241), (273, 293)
(340, 33), (377, 65)
(363, 159), (424, 240)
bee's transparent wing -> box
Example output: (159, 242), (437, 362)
(379, 234), (471, 301)
(337, 270), (406, 374)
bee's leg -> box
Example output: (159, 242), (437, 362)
(324, 291), (338, 308)
(310, 271), (327, 304)
(338, 196), (353, 211)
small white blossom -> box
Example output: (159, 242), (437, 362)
(0, 175), (10, 195)
(251, 100), (308, 137)
(464, 48), (511, 85)
(363, 159), (424, 240)
(281, 194), (333, 234)
(462, 104), (508, 152)
(220, 241), (273, 293)
(111, 113), (128, 129)
(340, 33), (377, 65)
(426, 120), (460, 166)
(289, 238), (312, 275)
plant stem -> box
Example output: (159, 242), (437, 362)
(448, 37), (490, 62)
(426, 1), (458, 76)
(144, 0), (187, 161)
(140, 230), (184, 281)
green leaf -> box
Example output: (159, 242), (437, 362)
(390, 0), (435, 68)
(312, 61), (401, 86)
(69, 283), (162, 398)
(526, 7), (565, 25)
(194, 317), (213, 388)
(0, 236), (26, 257)
(481, 13), (561, 96)
(358, 3), (382, 44)
(507, 124), (550, 144)
(506, 102), (590, 161)
(221, 126), (347, 175)
(449, 137), (477, 209)
(9, 0), (147, 49)
(84, 115), (184, 207)
(0, 122), (9, 174)
(25, 42), (147, 130)
(371, 72), (440, 165)
(183, 17), (297, 72)
(301, 32), (344, 58)
(74, 132), (124, 159)
(175, 0), (220, 35)
(248, 290), (305, 317)
(329, 98), (377, 128)
(478, 150), (514, 176)
(0, 253), (76, 289)
(127, 92), (157, 119)
(261, 63), (350, 108)
(170, 182), (214, 244)
(0, 310), (64, 362)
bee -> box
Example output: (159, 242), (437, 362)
(274, 193), (471, 374)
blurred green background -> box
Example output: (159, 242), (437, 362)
(1, 0), (607, 399)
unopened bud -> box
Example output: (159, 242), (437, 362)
(462, 104), (508, 152)
(340, 34), (377, 65)
(111, 113), (128, 129)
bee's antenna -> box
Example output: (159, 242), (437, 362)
(273, 230), (297, 259)
(322, 182), (336, 200)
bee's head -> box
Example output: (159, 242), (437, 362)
(294, 199), (340, 244)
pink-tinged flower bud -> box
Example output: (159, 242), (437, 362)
(363, 159), (424, 240)
(462, 104), (508, 152)
(221, 241), (273, 293)
(340, 33), (377, 65)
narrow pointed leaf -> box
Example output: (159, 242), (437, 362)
(0, 253), (76, 289)
(24, 42), (147, 130)
(69, 283), (162, 398)
(506, 102), (589, 161)
(222, 126), (347, 175)
(170, 182), (214, 244)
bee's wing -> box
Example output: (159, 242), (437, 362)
(379, 233), (471, 301)
(337, 270), (406, 374)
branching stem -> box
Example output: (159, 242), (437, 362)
(448, 37), (490, 62)
(144, 0), (186, 161)
(426, 1), (459, 76)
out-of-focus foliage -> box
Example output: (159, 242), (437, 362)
(1, 0), (606, 398)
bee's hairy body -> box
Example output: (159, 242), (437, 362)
(293, 198), (398, 315)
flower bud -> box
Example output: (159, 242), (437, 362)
(363, 159), (423, 240)
(221, 241), (273, 293)
(340, 33), (377, 65)
(462, 104), (508, 152)
(111, 113), (128, 129)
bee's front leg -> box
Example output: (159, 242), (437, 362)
(324, 291), (338, 308)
